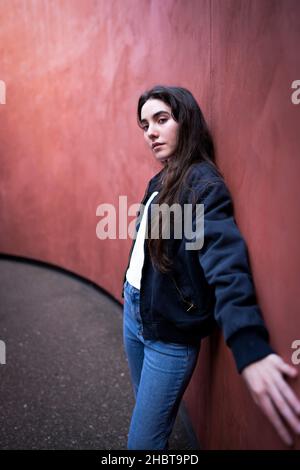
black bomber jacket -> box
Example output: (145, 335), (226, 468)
(121, 161), (275, 373)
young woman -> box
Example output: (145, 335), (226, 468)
(121, 85), (300, 450)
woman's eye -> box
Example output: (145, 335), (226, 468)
(141, 118), (167, 131)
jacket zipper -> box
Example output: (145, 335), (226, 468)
(170, 275), (195, 312)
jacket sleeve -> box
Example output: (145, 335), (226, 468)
(197, 178), (275, 373)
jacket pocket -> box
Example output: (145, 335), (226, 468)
(170, 275), (197, 312)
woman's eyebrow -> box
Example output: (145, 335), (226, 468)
(140, 111), (170, 124)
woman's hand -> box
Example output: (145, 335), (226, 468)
(241, 353), (300, 446)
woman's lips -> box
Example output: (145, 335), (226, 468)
(153, 144), (165, 151)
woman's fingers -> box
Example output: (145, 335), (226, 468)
(266, 378), (300, 437)
(259, 393), (294, 446)
(271, 370), (300, 416)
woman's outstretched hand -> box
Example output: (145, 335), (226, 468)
(241, 353), (300, 446)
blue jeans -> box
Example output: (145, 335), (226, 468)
(122, 279), (201, 450)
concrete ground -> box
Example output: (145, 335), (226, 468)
(0, 257), (199, 450)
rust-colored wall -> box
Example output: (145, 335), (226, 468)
(0, 0), (299, 449)
(185, 0), (300, 449)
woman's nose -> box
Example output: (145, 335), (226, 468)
(147, 125), (159, 138)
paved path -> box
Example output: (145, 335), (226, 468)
(0, 257), (196, 450)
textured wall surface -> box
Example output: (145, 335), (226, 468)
(0, 0), (299, 449)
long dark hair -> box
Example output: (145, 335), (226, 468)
(137, 85), (221, 273)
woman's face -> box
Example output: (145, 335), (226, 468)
(140, 98), (179, 164)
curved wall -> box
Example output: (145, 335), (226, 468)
(0, 0), (299, 449)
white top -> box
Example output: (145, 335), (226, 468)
(126, 191), (159, 290)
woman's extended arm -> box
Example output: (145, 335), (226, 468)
(197, 174), (300, 445)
